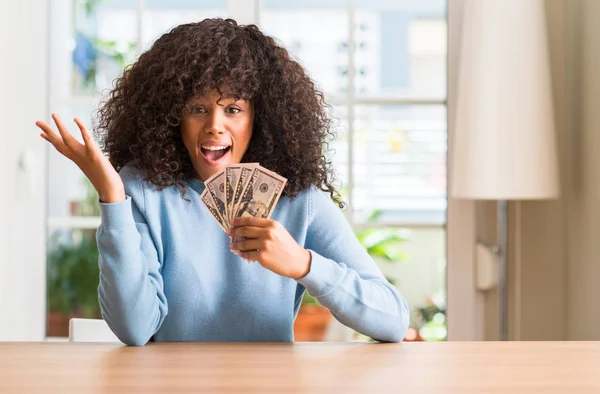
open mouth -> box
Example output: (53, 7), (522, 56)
(200, 145), (231, 164)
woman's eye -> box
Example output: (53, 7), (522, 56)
(227, 107), (241, 114)
(189, 106), (206, 114)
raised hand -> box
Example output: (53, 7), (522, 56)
(35, 113), (125, 203)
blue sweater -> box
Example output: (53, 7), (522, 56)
(97, 166), (409, 345)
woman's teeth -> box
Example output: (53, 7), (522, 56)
(201, 145), (231, 162)
(202, 146), (229, 150)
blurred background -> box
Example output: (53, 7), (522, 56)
(1, 0), (599, 343)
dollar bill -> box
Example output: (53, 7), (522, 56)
(225, 163), (257, 224)
(205, 170), (229, 227)
(200, 164), (288, 238)
(233, 166), (287, 219)
(230, 165), (258, 221)
(200, 189), (228, 232)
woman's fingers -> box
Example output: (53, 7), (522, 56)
(35, 120), (69, 155)
(227, 225), (264, 239)
(35, 113), (125, 204)
(36, 115), (95, 161)
(231, 238), (262, 252)
(232, 216), (273, 228)
(52, 113), (80, 149)
(35, 120), (59, 141)
(236, 250), (260, 262)
(73, 117), (95, 150)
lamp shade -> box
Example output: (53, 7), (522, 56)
(451, 0), (559, 200)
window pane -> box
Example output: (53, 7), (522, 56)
(47, 228), (100, 338)
(72, 0), (139, 96)
(261, 1), (348, 96)
(352, 105), (447, 225)
(141, 0), (227, 50)
(354, 0), (447, 99)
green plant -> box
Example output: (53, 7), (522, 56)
(301, 291), (321, 307)
(48, 176), (102, 317)
(414, 297), (447, 341)
(95, 38), (136, 67)
(356, 210), (408, 261)
(355, 227), (407, 263)
(355, 210), (408, 285)
(74, 0), (136, 91)
(47, 230), (100, 318)
(80, 0), (106, 16)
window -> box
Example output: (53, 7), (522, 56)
(46, 0), (228, 338)
(46, 0), (447, 342)
(262, 0), (448, 341)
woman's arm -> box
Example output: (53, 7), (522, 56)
(229, 187), (410, 342)
(96, 173), (168, 346)
(297, 188), (410, 342)
(35, 115), (166, 345)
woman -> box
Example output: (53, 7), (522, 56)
(36, 18), (409, 345)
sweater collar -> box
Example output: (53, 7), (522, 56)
(186, 177), (206, 194)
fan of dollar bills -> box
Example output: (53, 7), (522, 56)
(200, 164), (287, 232)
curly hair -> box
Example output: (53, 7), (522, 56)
(96, 18), (343, 207)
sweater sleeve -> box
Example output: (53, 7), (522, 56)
(96, 170), (168, 346)
(297, 188), (410, 342)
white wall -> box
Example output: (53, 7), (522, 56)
(0, 0), (48, 340)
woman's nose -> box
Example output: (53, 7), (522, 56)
(205, 110), (225, 135)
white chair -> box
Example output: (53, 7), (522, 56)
(323, 318), (355, 342)
(68, 318), (122, 343)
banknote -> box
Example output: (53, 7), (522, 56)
(233, 166), (287, 219)
(202, 164), (287, 235)
(229, 165), (257, 223)
(225, 163), (257, 224)
(200, 189), (228, 232)
(205, 170), (228, 227)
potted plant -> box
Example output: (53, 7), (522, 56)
(47, 177), (101, 337)
(294, 293), (332, 341)
(46, 230), (101, 337)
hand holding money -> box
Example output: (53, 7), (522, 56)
(228, 216), (312, 280)
(201, 164), (310, 278)
(200, 163), (287, 231)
